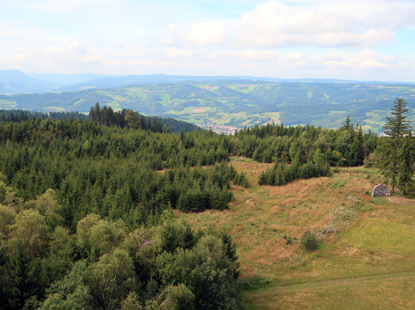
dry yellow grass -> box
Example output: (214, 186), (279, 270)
(248, 272), (415, 310)
(179, 161), (374, 279)
(387, 196), (415, 206)
(178, 160), (415, 309)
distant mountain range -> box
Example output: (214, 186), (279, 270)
(1, 69), (414, 132)
(0, 70), (58, 94)
(0, 71), (415, 131)
(1, 70), (274, 94)
(2, 69), (413, 95)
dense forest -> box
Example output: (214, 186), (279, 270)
(0, 112), (241, 309)
(1, 99), (414, 309)
(0, 109), (88, 121)
(0, 185), (240, 310)
(0, 106), (199, 133)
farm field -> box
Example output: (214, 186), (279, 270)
(178, 159), (415, 309)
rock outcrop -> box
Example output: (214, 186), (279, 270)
(372, 184), (390, 197)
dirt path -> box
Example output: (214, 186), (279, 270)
(386, 196), (415, 206)
(254, 270), (415, 293)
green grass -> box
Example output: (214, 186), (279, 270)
(0, 99), (17, 108)
(165, 108), (280, 127)
(246, 273), (415, 310)
(107, 101), (122, 111)
(338, 166), (380, 174)
(178, 162), (415, 309)
(72, 99), (85, 106)
(230, 157), (254, 163)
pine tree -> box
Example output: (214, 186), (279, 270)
(381, 98), (411, 192)
(397, 136), (415, 195)
(342, 115), (353, 131)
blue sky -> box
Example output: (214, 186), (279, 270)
(1, 0), (415, 81)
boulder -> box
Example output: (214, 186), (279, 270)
(372, 184), (390, 197)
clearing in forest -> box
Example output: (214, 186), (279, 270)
(178, 159), (415, 309)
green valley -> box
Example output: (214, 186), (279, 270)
(1, 81), (414, 132)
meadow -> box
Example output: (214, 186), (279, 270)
(179, 159), (415, 309)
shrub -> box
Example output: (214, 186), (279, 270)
(301, 230), (318, 251)
(283, 235), (292, 245)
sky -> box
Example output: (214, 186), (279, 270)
(1, 0), (415, 82)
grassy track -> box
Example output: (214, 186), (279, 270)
(245, 272), (415, 309)
(247, 269), (415, 293)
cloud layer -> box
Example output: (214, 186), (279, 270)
(165, 0), (415, 48)
(1, 0), (414, 81)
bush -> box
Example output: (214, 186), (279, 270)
(283, 235), (292, 245)
(301, 230), (318, 251)
(234, 172), (250, 188)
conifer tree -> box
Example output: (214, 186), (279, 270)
(380, 98), (411, 192)
(397, 135), (415, 195)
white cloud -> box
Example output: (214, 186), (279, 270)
(187, 22), (228, 46)
(164, 48), (199, 59)
(45, 46), (66, 54)
(231, 0), (413, 48)
(12, 54), (27, 63)
(23, 0), (88, 12)
(1, 0), (414, 81)
(22, 0), (117, 12)
(321, 49), (402, 69)
(68, 41), (82, 51)
(160, 20), (231, 48)
(162, 0), (415, 48)
(81, 49), (103, 63)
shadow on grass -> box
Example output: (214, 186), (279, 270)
(240, 276), (273, 291)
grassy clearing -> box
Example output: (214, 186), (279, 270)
(0, 99), (17, 108)
(165, 108), (281, 127)
(177, 160), (415, 309)
(40, 106), (66, 112)
(230, 156), (254, 163)
(247, 272), (415, 310)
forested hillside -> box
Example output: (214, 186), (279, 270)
(0, 110), (381, 229)
(0, 107), (199, 133)
(1, 81), (414, 131)
(0, 116), (240, 310)
(2, 100), (415, 309)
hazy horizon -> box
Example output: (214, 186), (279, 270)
(4, 69), (415, 85)
(2, 0), (415, 82)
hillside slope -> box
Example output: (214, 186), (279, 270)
(179, 160), (415, 309)
(1, 81), (414, 131)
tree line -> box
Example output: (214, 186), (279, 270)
(89, 102), (200, 133)
(374, 98), (415, 195)
(0, 119), (238, 229)
(0, 107), (243, 310)
(0, 99), (413, 309)
(0, 104), (199, 133)
(0, 109), (87, 122)
(0, 182), (240, 310)
(234, 117), (376, 167)
(0, 104), (383, 227)
(232, 117), (376, 185)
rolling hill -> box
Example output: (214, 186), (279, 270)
(1, 80), (414, 132)
(0, 70), (58, 94)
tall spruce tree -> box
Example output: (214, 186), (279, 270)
(381, 98), (411, 193)
(397, 135), (415, 195)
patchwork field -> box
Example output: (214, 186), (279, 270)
(3, 81), (415, 131)
(178, 159), (415, 309)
